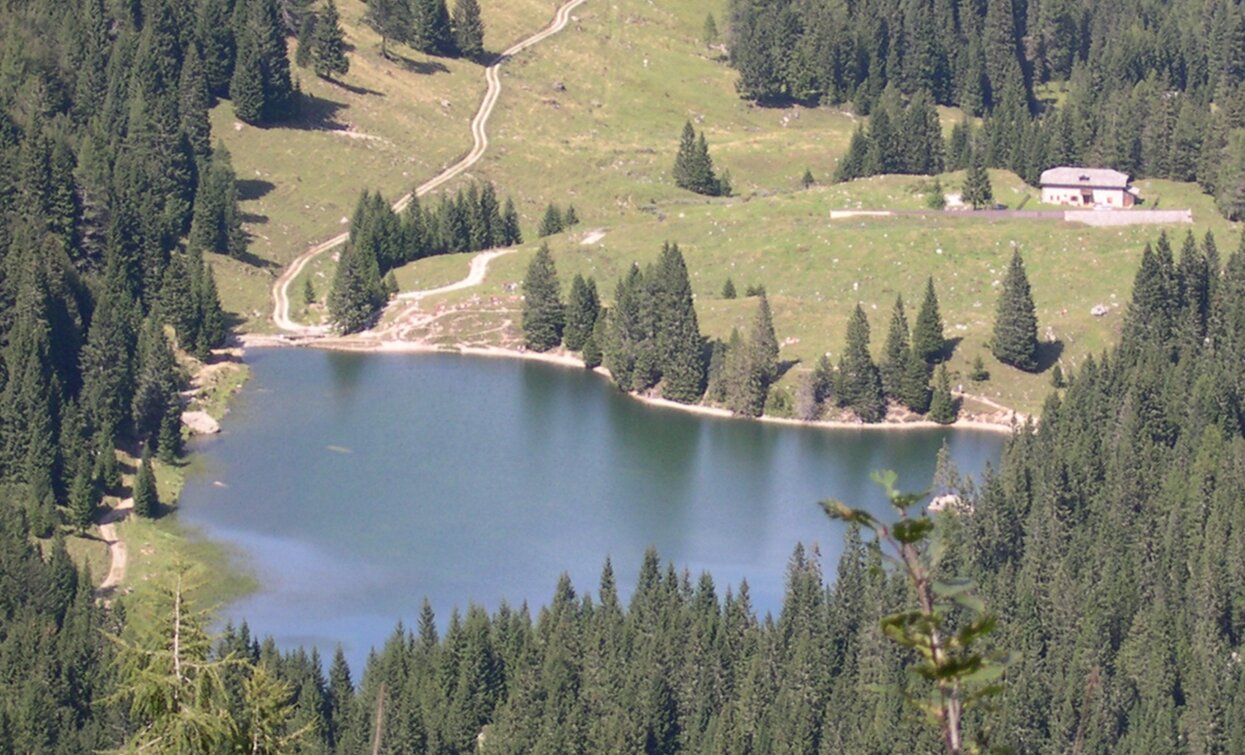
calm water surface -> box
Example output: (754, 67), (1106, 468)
(181, 349), (1003, 670)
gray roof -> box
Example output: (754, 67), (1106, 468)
(1040, 166), (1131, 188)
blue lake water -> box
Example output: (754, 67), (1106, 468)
(180, 349), (1004, 671)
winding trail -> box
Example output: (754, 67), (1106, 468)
(96, 496), (133, 596)
(272, 0), (589, 333)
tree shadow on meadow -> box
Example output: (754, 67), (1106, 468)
(284, 92), (350, 132)
(236, 178), (275, 202)
(1033, 340), (1065, 374)
(390, 52), (450, 76)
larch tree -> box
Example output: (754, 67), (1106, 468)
(521, 244), (565, 351)
(991, 249), (1039, 370)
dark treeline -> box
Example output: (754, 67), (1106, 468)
(733, 0), (1245, 217)
(0, 0), (264, 541)
(328, 183), (522, 333)
(364, 0), (486, 61)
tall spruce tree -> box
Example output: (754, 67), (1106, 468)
(411, 0), (453, 55)
(365, 0), (412, 58)
(654, 242), (706, 403)
(328, 241), (385, 334)
(927, 364), (956, 423)
(880, 295), (911, 398)
(962, 147), (994, 209)
(452, 0), (485, 59)
(313, 0), (350, 80)
(521, 244), (564, 351)
(564, 274), (600, 352)
(912, 277), (946, 364)
(132, 444), (159, 518)
(837, 304), (885, 422)
(991, 249), (1039, 370)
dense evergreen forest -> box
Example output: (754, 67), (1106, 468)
(3, 0), (1245, 752)
(728, 0), (1245, 217)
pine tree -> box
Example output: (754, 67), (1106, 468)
(295, 13), (316, 68)
(132, 445), (159, 518)
(673, 121), (697, 190)
(912, 277), (946, 364)
(880, 295), (910, 399)
(313, 0), (350, 80)
(200, 0), (238, 96)
(189, 144), (247, 257)
(962, 147), (994, 209)
(521, 244), (564, 351)
(452, 0), (485, 59)
(654, 243), (706, 403)
(992, 249), (1039, 370)
(538, 204), (563, 237)
(582, 317), (604, 369)
(801, 167), (814, 188)
(233, 0), (296, 123)
(722, 278), (737, 299)
(328, 241), (384, 334)
(303, 277), (316, 306)
(564, 275), (600, 352)
(703, 13), (718, 46)
(501, 198), (522, 245)
(563, 205), (579, 226)
(837, 304), (885, 422)
(750, 292), (779, 383)
(835, 126), (871, 182)
(132, 317), (181, 443)
(179, 46), (213, 163)
(411, 0), (453, 55)
(927, 364), (956, 423)
(364, 0), (411, 58)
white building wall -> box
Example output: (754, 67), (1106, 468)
(1041, 186), (1128, 207)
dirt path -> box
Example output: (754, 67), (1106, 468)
(97, 496), (133, 596)
(272, 0), (589, 334)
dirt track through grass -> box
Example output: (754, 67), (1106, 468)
(272, 0), (590, 334)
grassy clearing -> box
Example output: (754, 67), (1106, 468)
(404, 165), (1235, 415)
(211, 0), (560, 330)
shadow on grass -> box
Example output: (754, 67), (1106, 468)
(939, 336), (964, 362)
(283, 92), (350, 132)
(329, 78), (386, 97)
(775, 358), (801, 381)
(391, 52), (450, 76)
(237, 178), (275, 201)
(1033, 340), (1065, 373)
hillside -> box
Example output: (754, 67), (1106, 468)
(224, 0), (1241, 416)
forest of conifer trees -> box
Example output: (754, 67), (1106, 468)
(731, 0), (1245, 216)
(3, 0), (1245, 752)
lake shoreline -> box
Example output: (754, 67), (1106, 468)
(237, 334), (1023, 437)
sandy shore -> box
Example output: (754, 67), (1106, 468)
(237, 333), (1023, 435)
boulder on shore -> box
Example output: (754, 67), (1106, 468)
(182, 411), (220, 435)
